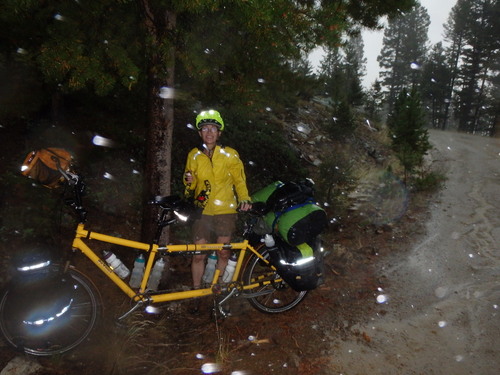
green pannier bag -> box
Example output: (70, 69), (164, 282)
(252, 181), (327, 291)
(264, 203), (327, 246)
(276, 203), (327, 246)
(251, 181), (328, 246)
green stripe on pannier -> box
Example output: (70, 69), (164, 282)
(251, 181), (283, 203)
(276, 203), (327, 246)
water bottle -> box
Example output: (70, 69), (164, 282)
(264, 233), (275, 247)
(129, 253), (145, 288)
(147, 257), (166, 291)
(102, 250), (130, 279)
(222, 253), (238, 283)
(202, 251), (218, 284)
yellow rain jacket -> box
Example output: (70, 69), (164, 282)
(184, 145), (251, 215)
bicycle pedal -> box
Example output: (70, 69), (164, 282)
(214, 304), (231, 318)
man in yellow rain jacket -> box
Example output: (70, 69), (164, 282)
(184, 109), (251, 303)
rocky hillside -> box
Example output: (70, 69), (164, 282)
(274, 98), (405, 231)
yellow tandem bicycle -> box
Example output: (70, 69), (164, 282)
(0, 152), (321, 356)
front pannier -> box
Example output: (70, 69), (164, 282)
(21, 148), (72, 188)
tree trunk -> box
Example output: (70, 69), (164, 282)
(471, 71), (488, 133)
(442, 34), (463, 130)
(139, 1), (176, 244)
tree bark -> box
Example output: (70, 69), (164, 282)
(139, 0), (176, 244)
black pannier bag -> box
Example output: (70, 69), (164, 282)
(267, 236), (325, 291)
(21, 148), (72, 188)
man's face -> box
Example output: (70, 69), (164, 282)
(199, 124), (221, 147)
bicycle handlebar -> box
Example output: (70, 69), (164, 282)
(151, 195), (268, 218)
(149, 195), (184, 209)
(242, 201), (268, 216)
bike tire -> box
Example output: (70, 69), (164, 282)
(243, 248), (307, 313)
(0, 266), (101, 356)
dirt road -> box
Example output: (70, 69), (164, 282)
(328, 130), (500, 374)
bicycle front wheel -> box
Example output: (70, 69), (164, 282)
(243, 248), (307, 313)
(0, 266), (101, 356)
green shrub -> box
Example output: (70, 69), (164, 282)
(316, 153), (357, 218)
(326, 100), (357, 139)
(412, 171), (446, 192)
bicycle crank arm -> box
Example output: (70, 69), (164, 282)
(217, 287), (239, 306)
(215, 288), (239, 318)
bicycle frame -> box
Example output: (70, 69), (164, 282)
(40, 167), (291, 319)
(71, 222), (274, 307)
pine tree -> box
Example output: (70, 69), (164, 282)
(456, 0), (499, 133)
(318, 34), (366, 107)
(443, 0), (500, 134)
(420, 43), (452, 129)
(377, 2), (430, 112)
(387, 88), (431, 183)
(318, 46), (347, 104)
(441, 0), (470, 130)
(343, 34), (367, 106)
(365, 79), (384, 121)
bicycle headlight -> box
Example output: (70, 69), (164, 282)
(173, 210), (189, 222)
(172, 199), (201, 223)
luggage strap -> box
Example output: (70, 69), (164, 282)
(271, 199), (315, 232)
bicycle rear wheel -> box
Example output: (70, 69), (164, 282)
(243, 248), (307, 313)
(0, 266), (101, 356)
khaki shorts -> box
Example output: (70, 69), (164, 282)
(193, 214), (237, 242)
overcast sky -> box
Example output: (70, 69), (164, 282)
(362, 0), (458, 88)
